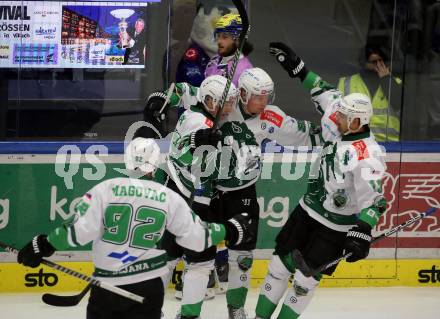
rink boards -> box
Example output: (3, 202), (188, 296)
(0, 141), (439, 292)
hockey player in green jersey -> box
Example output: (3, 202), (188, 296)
(252, 43), (388, 319)
(16, 137), (255, 319)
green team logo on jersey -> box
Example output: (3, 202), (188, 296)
(332, 189), (349, 209)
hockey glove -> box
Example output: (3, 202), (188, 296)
(190, 128), (222, 148)
(17, 235), (55, 268)
(343, 221), (372, 263)
(225, 213), (256, 246)
(269, 42), (308, 80)
(144, 91), (169, 125)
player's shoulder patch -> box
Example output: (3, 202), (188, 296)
(329, 111), (338, 124)
(75, 193), (92, 216)
(260, 108), (283, 127)
(352, 140), (369, 160)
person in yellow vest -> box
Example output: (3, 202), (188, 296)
(338, 46), (402, 141)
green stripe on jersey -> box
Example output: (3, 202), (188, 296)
(94, 253), (168, 278)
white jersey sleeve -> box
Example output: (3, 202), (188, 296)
(71, 185), (104, 246)
(168, 108), (218, 204)
(169, 83), (199, 110)
(266, 105), (321, 147)
(248, 104), (321, 147)
(47, 184), (104, 248)
(347, 141), (387, 227)
(309, 88), (343, 143)
(166, 190), (225, 252)
(301, 71), (343, 143)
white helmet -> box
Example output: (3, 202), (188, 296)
(125, 137), (160, 174)
(339, 93), (373, 129)
(238, 67), (275, 105)
(198, 75), (238, 113)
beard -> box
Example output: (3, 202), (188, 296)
(219, 42), (238, 57)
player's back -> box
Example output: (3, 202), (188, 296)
(90, 177), (173, 285)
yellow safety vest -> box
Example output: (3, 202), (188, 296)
(338, 73), (401, 142)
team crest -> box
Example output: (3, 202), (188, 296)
(231, 122), (243, 134)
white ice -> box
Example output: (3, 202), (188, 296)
(1, 287), (438, 319)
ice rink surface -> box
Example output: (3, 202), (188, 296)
(1, 287), (438, 319)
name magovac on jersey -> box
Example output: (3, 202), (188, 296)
(111, 185), (166, 202)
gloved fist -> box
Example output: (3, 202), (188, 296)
(191, 128), (222, 148)
(144, 91), (169, 124)
(225, 213), (256, 246)
(269, 42), (308, 80)
(17, 235), (55, 268)
(343, 221), (372, 263)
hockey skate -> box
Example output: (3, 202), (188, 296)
(174, 311), (200, 319)
(228, 305), (248, 319)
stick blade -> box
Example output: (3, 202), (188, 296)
(42, 293), (83, 307)
(291, 249), (314, 277)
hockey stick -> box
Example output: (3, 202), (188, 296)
(0, 241), (145, 304)
(213, 0), (250, 129)
(42, 283), (92, 307)
(292, 207), (438, 277)
(187, 0), (249, 207)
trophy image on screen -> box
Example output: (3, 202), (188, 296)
(110, 9), (135, 48)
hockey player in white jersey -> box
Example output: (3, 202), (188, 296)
(162, 75), (259, 319)
(228, 67), (321, 148)
(145, 67), (322, 319)
(145, 67), (321, 148)
(252, 42), (388, 319)
(17, 137), (254, 319)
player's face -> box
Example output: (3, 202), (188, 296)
(244, 93), (269, 115)
(335, 111), (361, 133)
(205, 96), (236, 119)
(335, 111), (349, 134)
(217, 97), (236, 119)
(216, 33), (237, 57)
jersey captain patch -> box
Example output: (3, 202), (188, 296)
(260, 110), (283, 127)
(352, 140), (369, 160)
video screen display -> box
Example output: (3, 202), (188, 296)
(0, 1), (160, 68)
